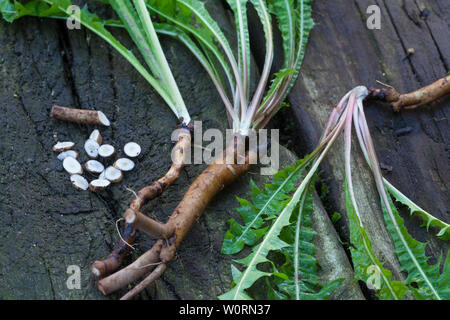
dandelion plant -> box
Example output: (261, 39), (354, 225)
(222, 84), (449, 299)
(2, 0), (449, 301)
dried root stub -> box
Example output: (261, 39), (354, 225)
(57, 150), (79, 161)
(70, 174), (89, 191)
(89, 179), (111, 192)
(368, 75), (450, 111)
(50, 105), (111, 126)
(63, 157), (83, 175)
(91, 126), (192, 279)
(84, 139), (100, 159)
(98, 144), (116, 158)
(52, 141), (75, 152)
(95, 134), (257, 300)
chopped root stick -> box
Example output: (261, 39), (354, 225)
(124, 209), (174, 239)
(52, 141), (75, 152)
(70, 174), (89, 191)
(84, 139), (100, 159)
(50, 105), (110, 126)
(96, 134), (256, 297)
(91, 127), (191, 278)
(85, 160), (105, 175)
(89, 129), (102, 145)
(114, 158), (135, 171)
(124, 142), (141, 158)
(63, 157), (83, 175)
(105, 166), (123, 183)
(89, 179), (111, 192)
(369, 75), (450, 111)
(98, 144), (116, 158)
(57, 150), (79, 161)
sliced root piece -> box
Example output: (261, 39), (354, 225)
(114, 158), (135, 172)
(85, 160), (105, 175)
(52, 141), (75, 152)
(124, 142), (141, 158)
(99, 170), (106, 180)
(70, 174), (89, 191)
(91, 128), (191, 279)
(84, 139), (100, 159)
(57, 150), (79, 161)
(89, 179), (111, 192)
(368, 75), (450, 111)
(105, 166), (123, 183)
(98, 144), (116, 158)
(89, 129), (102, 145)
(50, 105), (111, 126)
(63, 157), (83, 175)
(96, 135), (255, 296)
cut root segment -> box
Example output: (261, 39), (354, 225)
(98, 144), (116, 158)
(114, 158), (135, 172)
(70, 174), (89, 191)
(89, 129), (103, 145)
(50, 105), (110, 126)
(124, 209), (174, 239)
(368, 75), (450, 111)
(91, 128), (191, 279)
(96, 134), (255, 299)
(89, 179), (111, 192)
(52, 141), (75, 152)
(84, 139), (100, 159)
(124, 142), (141, 158)
(91, 221), (136, 279)
(105, 166), (123, 183)
(57, 150), (79, 161)
(63, 157), (83, 175)
(85, 160), (105, 175)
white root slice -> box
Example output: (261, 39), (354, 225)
(52, 141), (75, 152)
(124, 142), (141, 158)
(97, 111), (111, 126)
(63, 157), (83, 175)
(70, 174), (89, 191)
(85, 160), (105, 175)
(113, 158), (135, 172)
(89, 179), (111, 192)
(98, 144), (116, 158)
(85, 139), (100, 159)
(104, 166), (123, 183)
(89, 129), (102, 145)
(57, 150), (79, 161)
(99, 170), (106, 180)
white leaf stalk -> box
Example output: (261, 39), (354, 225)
(352, 93), (443, 300)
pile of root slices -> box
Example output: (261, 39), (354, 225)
(52, 129), (141, 192)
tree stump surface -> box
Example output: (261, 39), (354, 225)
(0, 0), (447, 300)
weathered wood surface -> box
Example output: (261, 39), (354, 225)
(0, 1), (365, 299)
(278, 0), (449, 294)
